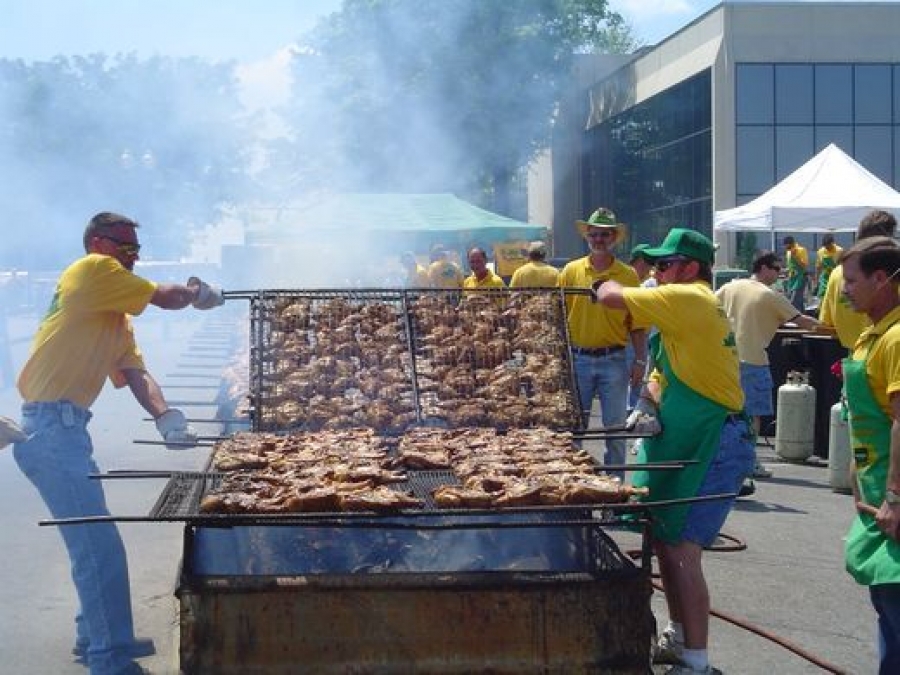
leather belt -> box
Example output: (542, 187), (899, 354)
(571, 345), (625, 357)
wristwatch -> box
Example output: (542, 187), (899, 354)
(885, 489), (900, 506)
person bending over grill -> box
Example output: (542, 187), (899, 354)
(595, 227), (754, 675)
(558, 207), (647, 480)
(716, 252), (820, 484)
(11, 211), (224, 675)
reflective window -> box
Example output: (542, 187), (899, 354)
(776, 65), (813, 124)
(776, 127), (814, 180)
(855, 126), (893, 184)
(737, 64), (773, 124)
(895, 66), (900, 123)
(815, 65), (853, 124)
(737, 126), (774, 195)
(855, 65), (892, 124)
(815, 127), (854, 154)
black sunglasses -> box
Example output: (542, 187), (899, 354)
(655, 257), (688, 272)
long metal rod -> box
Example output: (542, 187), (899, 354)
(133, 439), (217, 447)
(39, 493), (737, 527)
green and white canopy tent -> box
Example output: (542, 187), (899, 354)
(244, 193), (548, 254)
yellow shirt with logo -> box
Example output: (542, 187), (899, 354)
(510, 261), (560, 288)
(427, 260), (464, 289)
(463, 271), (506, 290)
(715, 278), (799, 366)
(851, 305), (900, 418)
(17, 254), (157, 409)
(623, 281), (744, 411)
(558, 256), (639, 347)
(820, 264), (871, 349)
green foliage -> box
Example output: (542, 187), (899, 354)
(277, 0), (639, 215)
(735, 231), (758, 271)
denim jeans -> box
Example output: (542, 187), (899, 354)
(13, 401), (136, 675)
(870, 583), (900, 675)
(573, 349), (628, 479)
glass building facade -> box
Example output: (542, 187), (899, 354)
(736, 62), (900, 203)
(583, 71), (712, 247)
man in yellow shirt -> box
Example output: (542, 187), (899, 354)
(558, 207), (646, 478)
(426, 244), (464, 289)
(11, 212), (224, 675)
(783, 235), (810, 312)
(821, 210), (897, 349)
(596, 227), (753, 675)
(462, 247), (506, 290)
(815, 234), (842, 299)
(838, 235), (900, 674)
(509, 241), (559, 288)
(400, 251), (429, 287)
(716, 252), (820, 481)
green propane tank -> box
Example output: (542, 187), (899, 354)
(775, 371), (816, 461)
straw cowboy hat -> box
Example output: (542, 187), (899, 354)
(576, 207), (628, 246)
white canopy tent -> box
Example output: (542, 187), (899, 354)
(714, 144), (900, 248)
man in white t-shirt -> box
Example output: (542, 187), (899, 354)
(716, 252), (820, 481)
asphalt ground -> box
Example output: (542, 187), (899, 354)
(0, 308), (880, 674)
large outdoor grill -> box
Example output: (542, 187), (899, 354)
(49, 288), (664, 673)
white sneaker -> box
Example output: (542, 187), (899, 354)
(752, 462), (773, 478)
(653, 630), (685, 665)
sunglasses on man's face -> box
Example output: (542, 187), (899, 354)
(655, 257), (688, 272)
(98, 234), (141, 256)
(586, 230), (615, 239)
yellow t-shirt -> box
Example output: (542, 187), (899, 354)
(820, 265), (871, 349)
(716, 278), (799, 365)
(623, 281), (744, 412)
(852, 305), (900, 417)
(558, 256), (639, 348)
(406, 264), (430, 287)
(509, 261), (560, 288)
(462, 271), (506, 290)
(17, 254), (157, 409)
(816, 244), (842, 272)
(427, 260), (464, 289)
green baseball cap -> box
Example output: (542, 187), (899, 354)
(643, 228), (715, 265)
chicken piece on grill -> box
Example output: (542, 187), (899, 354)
(338, 486), (423, 512)
(432, 485), (494, 508)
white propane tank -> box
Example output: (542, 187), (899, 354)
(775, 371), (816, 461)
(828, 401), (853, 493)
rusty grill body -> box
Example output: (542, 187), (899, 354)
(172, 288), (653, 673)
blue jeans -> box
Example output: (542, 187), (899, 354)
(13, 401), (137, 675)
(573, 350), (628, 479)
(870, 583), (900, 675)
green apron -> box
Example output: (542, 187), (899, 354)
(816, 255), (837, 298)
(633, 333), (732, 543)
(786, 250), (807, 293)
(843, 338), (900, 585)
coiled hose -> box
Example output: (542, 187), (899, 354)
(629, 532), (851, 674)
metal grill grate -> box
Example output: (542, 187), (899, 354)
(247, 288), (581, 433)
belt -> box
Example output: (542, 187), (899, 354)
(571, 345), (625, 357)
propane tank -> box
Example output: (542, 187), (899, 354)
(828, 401), (853, 493)
(775, 371), (816, 461)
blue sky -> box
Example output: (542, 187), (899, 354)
(0, 1), (731, 62)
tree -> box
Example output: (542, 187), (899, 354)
(278, 0), (639, 216)
(0, 54), (252, 267)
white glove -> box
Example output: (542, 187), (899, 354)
(625, 396), (662, 435)
(187, 276), (224, 310)
(155, 409), (198, 449)
(0, 416), (26, 450)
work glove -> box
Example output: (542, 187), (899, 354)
(625, 395), (662, 435)
(0, 416), (26, 450)
(187, 276), (224, 310)
(155, 409), (198, 449)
